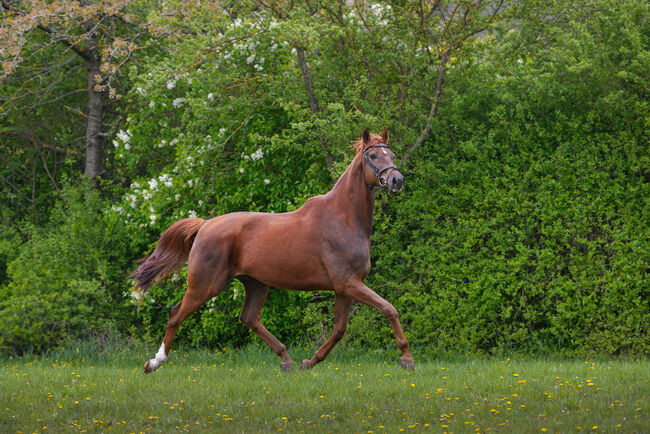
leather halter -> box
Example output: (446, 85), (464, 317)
(363, 143), (398, 187)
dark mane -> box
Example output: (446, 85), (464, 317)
(351, 134), (385, 154)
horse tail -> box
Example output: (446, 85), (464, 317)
(130, 218), (205, 297)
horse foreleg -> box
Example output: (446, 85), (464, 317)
(300, 293), (353, 370)
(239, 278), (294, 371)
(343, 280), (415, 370)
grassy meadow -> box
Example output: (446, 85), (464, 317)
(1, 345), (648, 433)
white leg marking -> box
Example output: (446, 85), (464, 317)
(148, 342), (167, 371)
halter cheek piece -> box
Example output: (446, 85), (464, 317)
(363, 144), (398, 187)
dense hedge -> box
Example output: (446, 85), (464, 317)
(0, 0), (647, 356)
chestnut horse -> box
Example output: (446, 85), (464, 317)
(131, 128), (414, 372)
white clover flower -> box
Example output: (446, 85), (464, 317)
(148, 178), (158, 190)
(188, 179), (194, 187)
(254, 64), (263, 72)
(208, 92), (214, 100)
(149, 214), (157, 225)
(112, 205), (124, 214)
(158, 139), (167, 148)
(167, 79), (176, 90)
(246, 54), (256, 64)
(173, 97), (185, 108)
(188, 209), (197, 218)
(264, 179), (270, 185)
(112, 140), (119, 148)
(239, 167), (245, 174)
(149, 101), (155, 108)
(251, 148), (264, 160)
(198, 200), (203, 206)
(175, 194), (181, 201)
(170, 139), (178, 146)
(219, 128), (226, 136)
(124, 143), (131, 150)
(136, 87), (146, 96)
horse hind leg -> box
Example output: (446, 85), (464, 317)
(238, 277), (294, 371)
(144, 268), (230, 373)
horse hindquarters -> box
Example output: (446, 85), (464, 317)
(144, 225), (233, 373)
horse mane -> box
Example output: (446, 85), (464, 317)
(351, 133), (385, 154)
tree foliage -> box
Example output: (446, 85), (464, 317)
(0, 0), (647, 356)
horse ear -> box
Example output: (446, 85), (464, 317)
(381, 127), (389, 144)
(362, 128), (370, 144)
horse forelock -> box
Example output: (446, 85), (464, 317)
(351, 134), (385, 154)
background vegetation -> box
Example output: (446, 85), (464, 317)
(1, 0), (648, 357)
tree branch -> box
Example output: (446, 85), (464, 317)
(0, 0), (93, 61)
(296, 46), (334, 172)
(411, 49), (451, 151)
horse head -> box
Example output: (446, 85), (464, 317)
(361, 128), (404, 193)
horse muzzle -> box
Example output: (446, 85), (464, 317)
(385, 171), (404, 193)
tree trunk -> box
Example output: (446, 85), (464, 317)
(83, 35), (104, 179)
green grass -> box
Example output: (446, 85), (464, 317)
(1, 346), (648, 433)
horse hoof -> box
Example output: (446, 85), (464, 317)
(143, 360), (153, 374)
(280, 361), (294, 372)
(400, 359), (415, 370)
(299, 359), (312, 370)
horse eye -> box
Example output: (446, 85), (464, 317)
(370, 154), (377, 159)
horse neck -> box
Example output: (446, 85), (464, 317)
(327, 152), (375, 235)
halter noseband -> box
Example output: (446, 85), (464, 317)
(363, 143), (398, 187)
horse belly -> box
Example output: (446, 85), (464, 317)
(235, 221), (332, 290)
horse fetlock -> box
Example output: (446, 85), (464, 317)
(299, 359), (314, 370)
(280, 361), (294, 372)
(400, 357), (415, 370)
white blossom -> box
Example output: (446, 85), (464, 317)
(173, 97), (185, 108)
(246, 54), (256, 64)
(239, 167), (245, 174)
(116, 129), (131, 143)
(188, 209), (198, 218)
(251, 148), (264, 160)
(149, 101), (155, 108)
(167, 79), (176, 89)
(149, 214), (157, 225)
(264, 179), (270, 185)
(148, 178), (158, 190)
(208, 92), (214, 100)
(159, 174), (173, 188)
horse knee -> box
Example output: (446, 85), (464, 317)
(382, 303), (399, 321)
(239, 313), (260, 332)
